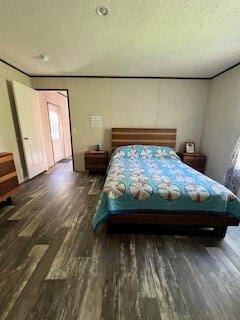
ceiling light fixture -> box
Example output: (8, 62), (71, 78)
(40, 54), (49, 62)
(96, 6), (108, 16)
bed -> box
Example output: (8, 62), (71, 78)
(92, 128), (240, 237)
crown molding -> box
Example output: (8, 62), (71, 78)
(30, 75), (209, 79)
(210, 61), (240, 79)
(1, 57), (240, 80)
(0, 58), (30, 77)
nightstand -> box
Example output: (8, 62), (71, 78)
(180, 153), (206, 173)
(84, 151), (108, 173)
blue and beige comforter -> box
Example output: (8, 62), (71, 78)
(92, 145), (240, 230)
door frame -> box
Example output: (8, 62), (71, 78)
(47, 102), (65, 164)
(36, 89), (74, 171)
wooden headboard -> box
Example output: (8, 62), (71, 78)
(112, 128), (177, 151)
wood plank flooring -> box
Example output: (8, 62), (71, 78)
(1, 161), (240, 320)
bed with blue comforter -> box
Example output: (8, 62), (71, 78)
(92, 145), (240, 230)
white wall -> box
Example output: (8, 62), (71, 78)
(33, 77), (209, 171)
(200, 65), (240, 184)
(0, 62), (32, 182)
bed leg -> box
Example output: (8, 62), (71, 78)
(6, 197), (13, 205)
(213, 226), (227, 238)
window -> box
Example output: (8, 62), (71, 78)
(49, 110), (60, 140)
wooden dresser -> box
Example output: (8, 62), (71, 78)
(0, 153), (19, 203)
(180, 153), (207, 173)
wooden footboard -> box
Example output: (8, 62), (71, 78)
(107, 213), (239, 237)
(107, 213), (239, 226)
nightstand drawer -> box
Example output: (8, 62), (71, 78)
(86, 153), (107, 159)
(85, 157), (106, 167)
(180, 153), (206, 173)
(84, 151), (108, 173)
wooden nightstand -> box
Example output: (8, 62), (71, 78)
(180, 153), (207, 173)
(84, 151), (108, 173)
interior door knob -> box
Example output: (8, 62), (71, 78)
(23, 137), (29, 140)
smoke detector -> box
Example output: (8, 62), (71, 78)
(40, 54), (49, 62)
(96, 6), (108, 16)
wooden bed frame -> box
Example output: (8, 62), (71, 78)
(107, 128), (239, 237)
(112, 128), (177, 151)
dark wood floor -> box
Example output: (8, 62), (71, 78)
(1, 162), (240, 320)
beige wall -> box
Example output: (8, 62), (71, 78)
(200, 65), (240, 184)
(2, 59), (239, 186)
(38, 91), (72, 168)
(33, 77), (209, 171)
(0, 62), (32, 182)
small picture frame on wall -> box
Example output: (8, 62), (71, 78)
(185, 142), (195, 153)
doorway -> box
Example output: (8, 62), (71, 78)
(12, 82), (73, 181)
(48, 103), (65, 164)
(38, 90), (73, 170)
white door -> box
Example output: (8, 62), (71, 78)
(12, 81), (47, 179)
(48, 103), (65, 163)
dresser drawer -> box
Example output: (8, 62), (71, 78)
(0, 152), (19, 202)
(0, 176), (19, 197)
(0, 160), (16, 177)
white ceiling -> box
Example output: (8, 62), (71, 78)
(0, 0), (240, 77)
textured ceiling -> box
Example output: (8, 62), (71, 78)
(0, 0), (240, 77)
